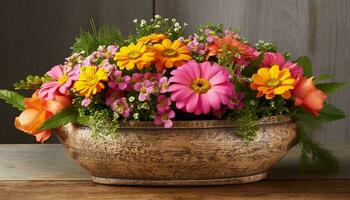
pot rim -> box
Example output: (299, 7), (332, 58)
(72, 115), (292, 130)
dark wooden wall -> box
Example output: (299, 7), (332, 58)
(1, 0), (349, 143)
(0, 0), (153, 143)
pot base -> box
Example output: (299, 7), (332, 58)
(92, 172), (268, 186)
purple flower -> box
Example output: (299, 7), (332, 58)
(134, 80), (153, 101)
(154, 109), (175, 128)
(187, 34), (207, 55)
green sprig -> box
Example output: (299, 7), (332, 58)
(13, 75), (51, 90)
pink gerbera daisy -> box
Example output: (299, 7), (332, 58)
(38, 65), (77, 100)
(261, 52), (303, 78)
(168, 61), (234, 115)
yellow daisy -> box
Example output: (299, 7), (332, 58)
(250, 65), (295, 99)
(138, 33), (167, 44)
(152, 39), (192, 71)
(73, 66), (108, 98)
(114, 42), (155, 71)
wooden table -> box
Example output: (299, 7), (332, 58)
(0, 144), (349, 199)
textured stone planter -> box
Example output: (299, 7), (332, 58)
(56, 115), (297, 186)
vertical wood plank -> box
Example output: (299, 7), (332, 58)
(0, 0), (153, 143)
(156, 0), (350, 142)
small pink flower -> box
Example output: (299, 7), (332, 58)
(229, 92), (245, 109)
(134, 80), (153, 101)
(105, 88), (124, 106)
(111, 97), (131, 118)
(154, 109), (176, 128)
(261, 52), (303, 78)
(105, 45), (119, 59)
(158, 77), (169, 93)
(81, 98), (91, 107)
(38, 65), (77, 100)
(157, 95), (171, 112)
(108, 70), (131, 91)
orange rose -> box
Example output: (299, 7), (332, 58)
(292, 76), (327, 116)
(14, 91), (71, 143)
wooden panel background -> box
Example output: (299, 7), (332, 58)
(1, 0), (349, 143)
(155, 0), (350, 143)
(0, 0), (153, 143)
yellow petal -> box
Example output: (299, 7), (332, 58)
(252, 74), (268, 85)
(162, 39), (172, 48)
(282, 78), (295, 85)
(279, 68), (292, 81)
(257, 68), (270, 80)
(269, 65), (280, 79)
(273, 85), (294, 94)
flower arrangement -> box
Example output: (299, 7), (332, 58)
(0, 16), (346, 172)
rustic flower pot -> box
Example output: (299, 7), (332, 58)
(56, 115), (297, 186)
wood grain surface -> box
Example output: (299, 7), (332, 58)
(0, 144), (349, 199)
(0, 180), (349, 200)
(155, 0), (350, 142)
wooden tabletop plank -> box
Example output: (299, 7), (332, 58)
(0, 144), (349, 181)
(0, 180), (349, 200)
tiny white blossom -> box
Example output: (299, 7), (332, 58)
(164, 18), (169, 21)
(154, 25), (160, 28)
(128, 96), (135, 102)
(174, 28), (179, 32)
(171, 18), (176, 22)
(183, 23), (188, 26)
(154, 14), (160, 19)
(133, 19), (138, 23)
(174, 22), (180, 27)
(133, 113), (139, 120)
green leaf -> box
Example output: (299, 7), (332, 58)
(318, 104), (346, 121)
(316, 82), (346, 95)
(38, 107), (79, 130)
(315, 74), (335, 82)
(0, 89), (25, 110)
(297, 56), (312, 77)
(297, 124), (339, 173)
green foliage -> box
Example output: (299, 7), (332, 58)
(315, 74), (335, 82)
(13, 75), (51, 90)
(235, 111), (258, 142)
(38, 107), (79, 130)
(297, 123), (339, 172)
(293, 104), (345, 129)
(297, 56), (313, 77)
(316, 82), (346, 95)
(132, 15), (186, 41)
(72, 19), (124, 56)
(255, 40), (277, 53)
(0, 89), (25, 110)
(88, 109), (119, 138)
(242, 53), (264, 77)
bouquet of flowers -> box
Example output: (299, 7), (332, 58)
(0, 16), (345, 171)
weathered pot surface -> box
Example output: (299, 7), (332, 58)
(56, 115), (297, 186)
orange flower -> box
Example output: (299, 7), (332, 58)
(251, 65), (295, 99)
(152, 39), (192, 71)
(138, 33), (167, 44)
(14, 91), (71, 143)
(208, 35), (258, 65)
(293, 76), (327, 116)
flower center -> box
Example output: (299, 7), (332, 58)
(140, 87), (147, 94)
(163, 49), (177, 57)
(129, 50), (141, 59)
(58, 75), (69, 85)
(191, 78), (211, 94)
(266, 78), (281, 88)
